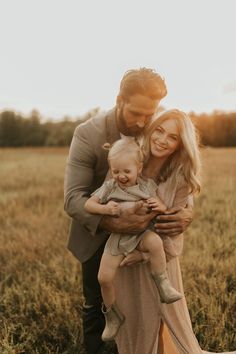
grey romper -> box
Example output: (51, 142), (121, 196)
(92, 176), (158, 256)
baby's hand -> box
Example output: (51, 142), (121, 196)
(106, 201), (120, 216)
(147, 197), (167, 213)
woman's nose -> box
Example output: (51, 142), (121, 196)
(158, 134), (167, 145)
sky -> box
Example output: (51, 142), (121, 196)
(0, 0), (235, 120)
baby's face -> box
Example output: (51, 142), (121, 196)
(110, 154), (142, 189)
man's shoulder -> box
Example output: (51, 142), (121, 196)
(74, 108), (114, 135)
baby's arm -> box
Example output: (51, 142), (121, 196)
(147, 195), (167, 213)
(85, 195), (120, 216)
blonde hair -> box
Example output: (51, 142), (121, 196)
(106, 139), (144, 165)
(143, 109), (201, 194)
(119, 67), (167, 101)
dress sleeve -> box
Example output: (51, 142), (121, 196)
(64, 123), (102, 237)
(172, 176), (190, 208)
(162, 176), (190, 260)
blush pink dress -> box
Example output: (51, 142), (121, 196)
(114, 174), (235, 354)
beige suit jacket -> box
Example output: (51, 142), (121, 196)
(64, 108), (120, 262)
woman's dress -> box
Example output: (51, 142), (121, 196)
(114, 174), (235, 354)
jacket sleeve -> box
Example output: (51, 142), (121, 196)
(64, 124), (102, 236)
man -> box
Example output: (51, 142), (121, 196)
(64, 68), (193, 354)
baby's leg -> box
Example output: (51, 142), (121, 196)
(138, 231), (182, 304)
(137, 230), (166, 275)
(98, 253), (124, 308)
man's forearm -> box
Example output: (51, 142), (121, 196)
(98, 206), (156, 234)
(154, 205), (194, 237)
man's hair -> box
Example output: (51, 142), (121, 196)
(118, 67), (167, 101)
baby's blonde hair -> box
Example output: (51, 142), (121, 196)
(105, 139), (144, 165)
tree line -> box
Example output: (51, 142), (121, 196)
(0, 108), (235, 147)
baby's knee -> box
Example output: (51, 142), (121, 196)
(145, 232), (163, 252)
(98, 271), (113, 288)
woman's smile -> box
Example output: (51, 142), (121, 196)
(153, 142), (167, 151)
(150, 119), (180, 159)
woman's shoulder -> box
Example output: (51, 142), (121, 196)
(160, 170), (188, 192)
(175, 171), (187, 186)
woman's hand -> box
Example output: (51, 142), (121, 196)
(119, 250), (144, 266)
(154, 205), (194, 237)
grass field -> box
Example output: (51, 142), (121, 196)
(0, 147), (235, 353)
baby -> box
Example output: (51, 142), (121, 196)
(85, 139), (182, 342)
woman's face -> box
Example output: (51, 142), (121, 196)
(150, 118), (180, 159)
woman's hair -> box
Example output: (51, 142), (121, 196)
(143, 109), (201, 194)
(105, 139), (144, 165)
(118, 67), (167, 101)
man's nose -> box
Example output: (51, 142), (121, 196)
(136, 117), (147, 128)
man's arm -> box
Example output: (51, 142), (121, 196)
(99, 201), (157, 234)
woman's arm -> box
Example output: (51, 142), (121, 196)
(154, 183), (194, 237)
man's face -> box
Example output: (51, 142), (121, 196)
(116, 94), (160, 137)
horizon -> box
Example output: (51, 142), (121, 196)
(1, 105), (236, 123)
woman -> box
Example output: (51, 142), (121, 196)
(114, 109), (234, 354)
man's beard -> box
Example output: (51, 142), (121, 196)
(116, 106), (143, 137)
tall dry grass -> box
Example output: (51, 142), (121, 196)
(0, 147), (235, 353)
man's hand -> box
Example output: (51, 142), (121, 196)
(99, 200), (156, 234)
(154, 205), (194, 237)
